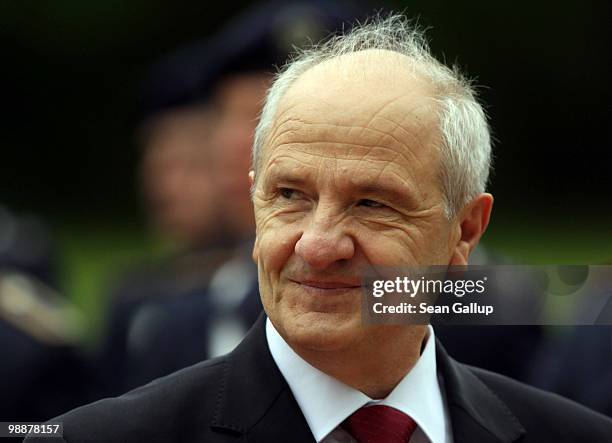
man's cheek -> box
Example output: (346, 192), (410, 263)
(360, 232), (421, 267)
(258, 226), (299, 269)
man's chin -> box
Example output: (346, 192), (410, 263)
(279, 310), (363, 352)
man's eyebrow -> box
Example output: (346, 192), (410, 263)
(263, 171), (310, 188)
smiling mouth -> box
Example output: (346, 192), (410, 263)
(290, 279), (362, 292)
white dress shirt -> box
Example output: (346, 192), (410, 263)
(266, 319), (453, 443)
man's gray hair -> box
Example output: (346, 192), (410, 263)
(252, 14), (491, 219)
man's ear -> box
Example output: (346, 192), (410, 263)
(249, 170), (259, 263)
(450, 193), (493, 266)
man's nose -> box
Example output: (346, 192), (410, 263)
(294, 208), (355, 270)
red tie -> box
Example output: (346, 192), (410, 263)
(342, 405), (417, 443)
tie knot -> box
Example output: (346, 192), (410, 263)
(343, 405), (417, 443)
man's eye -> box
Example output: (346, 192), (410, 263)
(280, 188), (298, 199)
(357, 199), (386, 208)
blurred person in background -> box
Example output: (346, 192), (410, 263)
(0, 206), (89, 423)
(96, 55), (240, 395)
(0, 206), (60, 290)
(139, 105), (225, 251)
(96, 0), (367, 396)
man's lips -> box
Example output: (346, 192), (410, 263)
(290, 279), (362, 290)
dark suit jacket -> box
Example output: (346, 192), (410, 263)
(27, 315), (612, 443)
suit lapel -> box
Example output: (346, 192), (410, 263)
(210, 314), (315, 443)
(436, 340), (526, 443)
(245, 388), (316, 443)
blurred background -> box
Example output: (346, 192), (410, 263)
(1, 0), (610, 425)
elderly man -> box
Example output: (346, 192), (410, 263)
(26, 15), (611, 443)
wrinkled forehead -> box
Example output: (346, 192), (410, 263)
(263, 50), (441, 171)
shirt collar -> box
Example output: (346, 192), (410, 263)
(266, 319), (449, 443)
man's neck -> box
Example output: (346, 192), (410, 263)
(290, 325), (427, 399)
